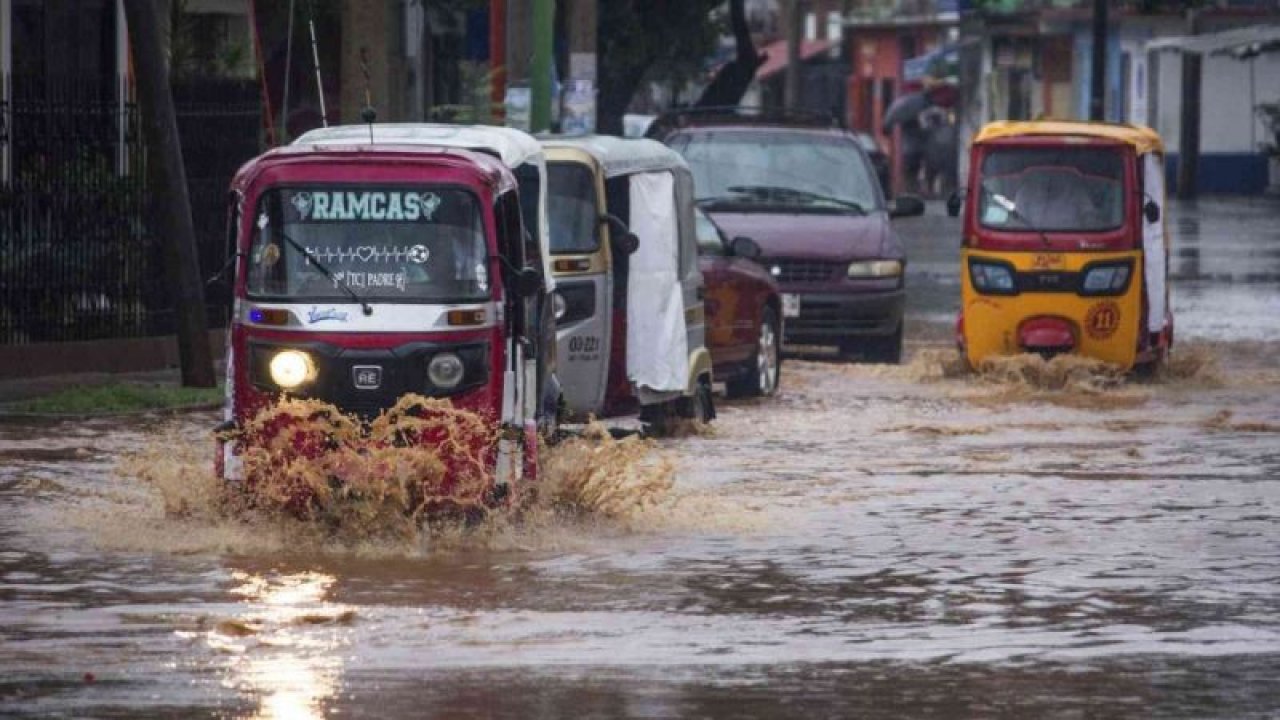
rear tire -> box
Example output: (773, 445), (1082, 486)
(726, 307), (781, 398)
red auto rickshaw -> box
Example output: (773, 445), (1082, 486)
(216, 140), (555, 495)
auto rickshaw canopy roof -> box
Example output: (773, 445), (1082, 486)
(294, 123), (547, 170)
(541, 135), (688, 178)
(974, 121), (1164, 156)
(231, 144), (517, 196)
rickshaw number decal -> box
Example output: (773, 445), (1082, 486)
(1032, 253), (1065, 270)
(568, 336), (600, 354)
(1086, 301), (1121, 340)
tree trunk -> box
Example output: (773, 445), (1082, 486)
(694, 0), (765, 108)
(122, 0), (215, 388)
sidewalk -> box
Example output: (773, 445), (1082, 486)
(0, 366), (223, 405)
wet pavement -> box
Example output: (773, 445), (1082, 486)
(2, 196), (1279, 718)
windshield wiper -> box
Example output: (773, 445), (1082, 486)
(980, 184), (1051, 248)
(726, 185), (866, 214)
(278, 230), (374, 316)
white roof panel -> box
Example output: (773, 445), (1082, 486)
(1147, 24), (1280, 57)
(541, 135), (687, 178)
(295, 124), (545, 169)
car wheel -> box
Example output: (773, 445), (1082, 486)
(726, 307), (781, 398)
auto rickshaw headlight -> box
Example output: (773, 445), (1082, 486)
(428, 352), (466, 389)
(1081, 263), (1132, 295)
(269, 350), (317, 389)
(969, 261), (1016, 294)
(847, 260), (903, 278)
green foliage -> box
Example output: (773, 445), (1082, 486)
(428, 62), (504, 125)
(6, 383), (223, 415)
(597, 0), (725, 131)
(169, 0), (252, 78)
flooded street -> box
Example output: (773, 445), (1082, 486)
(3, 198), (1280, 718)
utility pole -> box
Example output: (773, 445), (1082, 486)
(1177, 8), (1202, 200)
(121, 0), (215, 388)
(784, 0), (804, 111)
(490, 0), (507, 116)
(530, 0), (555, 132)
(1089, 0), (1107, 121)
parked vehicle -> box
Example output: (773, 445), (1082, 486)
(540, 135), (714, 431)
(652, 108), (924, 363)
(294, 123), (562, 422)
(217, 135), (555, 491)
(293, 124), (555, 292)
(948, 120), (1172, 371)
(695, 208), (782, 398)
(851, 130), (892, 199)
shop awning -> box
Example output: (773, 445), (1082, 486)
(754, 39), (835, 80)
(1147, 24), (1280, 58)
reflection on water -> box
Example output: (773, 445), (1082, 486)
(222, 571), (343, 720)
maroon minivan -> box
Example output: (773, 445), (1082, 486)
(655, 111), (923, 363)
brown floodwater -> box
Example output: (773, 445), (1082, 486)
(3, 341), (1278, 719)
(3, 198), (1279, 718)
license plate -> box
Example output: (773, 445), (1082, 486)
(352, 365), (383, 390)
(782, 294), (801, 318)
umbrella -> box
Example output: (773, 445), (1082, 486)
(881, 92), (929, 133)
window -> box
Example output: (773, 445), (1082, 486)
(247, 186), (490, 302)
(978, 148), (1126, 233)
(694, 209), (726, 256)
(547, 162), (600, 254)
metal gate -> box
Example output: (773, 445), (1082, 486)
(0, 73), (260, 345)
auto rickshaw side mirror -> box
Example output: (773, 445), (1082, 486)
(890, 194), (926, 219)
(515, 267), (543, 297)
(1143, 199), (1161, 224)
(613, 231), (640, 256)
(729, 235), (762, 260)
(601, 214), (640, 255)
(946, 190), (964, 218)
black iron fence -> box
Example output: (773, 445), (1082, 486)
(0, 73), (261, 345)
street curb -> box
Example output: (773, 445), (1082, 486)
(0, 402), (223, 423)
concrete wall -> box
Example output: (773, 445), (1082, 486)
(1152, 50), (1280, 155)
(0, 331), (227, 380)
(1151, 48), (1280, 193)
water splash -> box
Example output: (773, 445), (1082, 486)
(107, 398), (681, 555)
(228, 394), (497, 539)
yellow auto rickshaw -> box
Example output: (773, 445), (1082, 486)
(947, 121), (1172, 371)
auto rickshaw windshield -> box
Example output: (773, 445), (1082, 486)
(978, 147), (1126, 232)
(547, 163), (600, 254)
(247, 186), (491, 303)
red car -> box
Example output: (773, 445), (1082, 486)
(696, 208), (783, 398)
